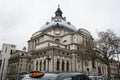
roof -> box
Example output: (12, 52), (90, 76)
(32, 7), (77, 37)
(10, 50), (27, 59)
(39, 17), (77, 32)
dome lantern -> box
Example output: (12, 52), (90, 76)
(55, 4), (62, 17)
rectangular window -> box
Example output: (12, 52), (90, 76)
(10, 50), (13, 55)
(92, 59), (96, 68)
(5, 47), (7, 53)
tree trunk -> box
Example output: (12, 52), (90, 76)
(107, 63), (111, 80)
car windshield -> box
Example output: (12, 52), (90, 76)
(89, 76), (104, 80)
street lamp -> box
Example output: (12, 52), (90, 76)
(87, 68), (89, 76)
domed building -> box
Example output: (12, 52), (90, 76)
(6, 7), (108, 80)
(27, 7), (95, 73)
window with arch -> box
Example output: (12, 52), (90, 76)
(65, 46), (67, 49)
(77, 46), (79, 50)
(63, 40), (67, 43)
(68, 46), (70, 50)
(36, 60), (38, 71)
(36, 53), (39, 56)
(66, 61), (69, 71)
(43, 60), (46, 71)
(21, 53), (24, 56)
(62, 60), (64, 71)
(39, 60), (42, 71)
(44, 52), (46, 55)
(56, 59), (60, 71)
(55, 39), (60, 43)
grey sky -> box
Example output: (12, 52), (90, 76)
(0, 0), (120, 50)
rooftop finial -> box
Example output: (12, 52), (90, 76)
(58, 4), (60, 8)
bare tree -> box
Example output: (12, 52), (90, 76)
(95, 29), (120, 80)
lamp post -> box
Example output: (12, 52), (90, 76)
(87, 68), (89, 76)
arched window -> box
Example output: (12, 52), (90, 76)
(63, 40), (67, 43)
(44, 60), (46, 71)
(21, 53), (24, 56)
(68, 46), (70, 50)
(36, 60), (38, 71)
(55, 39), (60, 43)
(62, 60), (64, 71)
(66, 61), (69, 71)
(65, 46), (67, 49)
(56, 59), (60, 71)
(39, 60), (42, 71)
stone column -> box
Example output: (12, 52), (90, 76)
(51, 49), (55, 72)
(38, 58), (40, 71)
(45, 59), (47, 71)
(70, 57), (72, 71)
(41, 58), (44, 71)
(64, 58), (67, 71)
(33, 60), (36, 71)
(60, 57), (62, 71)
(72, 53), (76, 71)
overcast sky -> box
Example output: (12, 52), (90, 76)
(0, 0), (120, 50)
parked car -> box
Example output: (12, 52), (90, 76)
(89, 76), (104, 80)
(18, 71), (90, 80)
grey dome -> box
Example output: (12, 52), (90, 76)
(40, 17), (77, 32)
(40, 7), (77, 32)
(32, 7), (77, 37)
